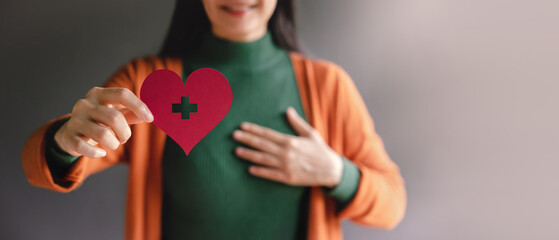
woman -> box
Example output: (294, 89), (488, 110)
(22, 0), (406, 239)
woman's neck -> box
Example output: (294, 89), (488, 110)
(211, 27), (267, 42)
(190, 30), (282, 67)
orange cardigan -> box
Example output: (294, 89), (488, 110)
(22, 53), (406, 240)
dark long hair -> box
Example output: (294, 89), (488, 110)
(159, 0), (300, 57)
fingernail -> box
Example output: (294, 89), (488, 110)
(287, 107), (296, 115)
(143, 108), (154, 122)
(233, 130), (242, 138)
(241, 122), (250, 129)
(97, 149), (107, 158)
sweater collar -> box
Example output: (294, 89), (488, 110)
(191, 31), (282, 66)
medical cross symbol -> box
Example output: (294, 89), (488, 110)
(172, 96), (198, 119)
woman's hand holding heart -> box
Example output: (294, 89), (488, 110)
(233, 107), (343, 188)
(54, 87), (154, 159)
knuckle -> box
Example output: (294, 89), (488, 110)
(285, 138), (298, 148)
(249, 136), (259, 145)
(75, 98), (88, 106)
(95, 127), (112, 141)
(251, 151), (261, 160)
(108, 113), (121, 126)
(286, 150), (296, 160)
(66, 117), (80, 129)
(104, 108), (122, 125)
(73, 99), (89, 112)
(283, 154), (298, 172)
(261, 128), (271, 137)
(85, 87), (101, 97)
(260, 154), (272, 164)
(72, 138), (86, 152)
(263, 154), (274, 162)
(115, 88), (132, 99)
(264, 142), (276, 151)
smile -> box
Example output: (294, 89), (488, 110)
(221, 4), (258, 16)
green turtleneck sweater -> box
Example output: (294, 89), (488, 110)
(44, 32), (361, 240)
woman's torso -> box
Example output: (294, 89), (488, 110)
(161, 32), (310, 240)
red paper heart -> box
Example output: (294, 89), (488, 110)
(140, 68), (232, 155)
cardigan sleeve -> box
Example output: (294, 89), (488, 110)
(322, 156), (361, 212)
(328, 64), (407, 229)
(44, 116), (80, 185)
(21, 60), (139, 192)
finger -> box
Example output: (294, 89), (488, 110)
(91, 87), (153, 122)
(240, 122), (290, 145)
(233, 130), (282, 155)
(89, 105), (131, 143)
(235, 147), (281, 168)
(77, 121), (120, 150)
(120, 108), (147, 125)
(105, 105), (144, 125)
(86, 138), (98, 145)
(248, 166), (288, 183)
(286, 107), (314, 137)
(69, 135), (107, 159)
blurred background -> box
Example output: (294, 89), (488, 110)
(1, 0), (558, 239)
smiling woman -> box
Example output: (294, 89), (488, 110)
(21, 0), (406, 239)
(203, 0), (276, 41)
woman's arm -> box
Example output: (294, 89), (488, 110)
(44, 116), (80, 187)
(21, 60), (151, 192)
(329, 64), (407, 229)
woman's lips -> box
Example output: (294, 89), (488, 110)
(221, 4), (257, 17)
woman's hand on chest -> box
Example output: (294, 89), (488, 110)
(233, 107), (343, 188)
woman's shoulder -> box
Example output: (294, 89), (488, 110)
(288, 52), (354, 91)
(290, 52), (349, 80)
(120, 55), (182, 74)
(105, 55), (183, 89)
(289, 52), (346, 73)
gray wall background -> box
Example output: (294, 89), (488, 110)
(1, 0), (558, 239)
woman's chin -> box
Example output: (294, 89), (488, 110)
(214, 25), (265, 41)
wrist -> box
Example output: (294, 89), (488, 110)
(324, 151), (343, 188)
(53, 123), (66, 151)
(53, 120), (77, 157)
(322, 156), (361, 205)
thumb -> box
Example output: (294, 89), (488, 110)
(286, 107), (314, 137)
(117, 107), (151, 125)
